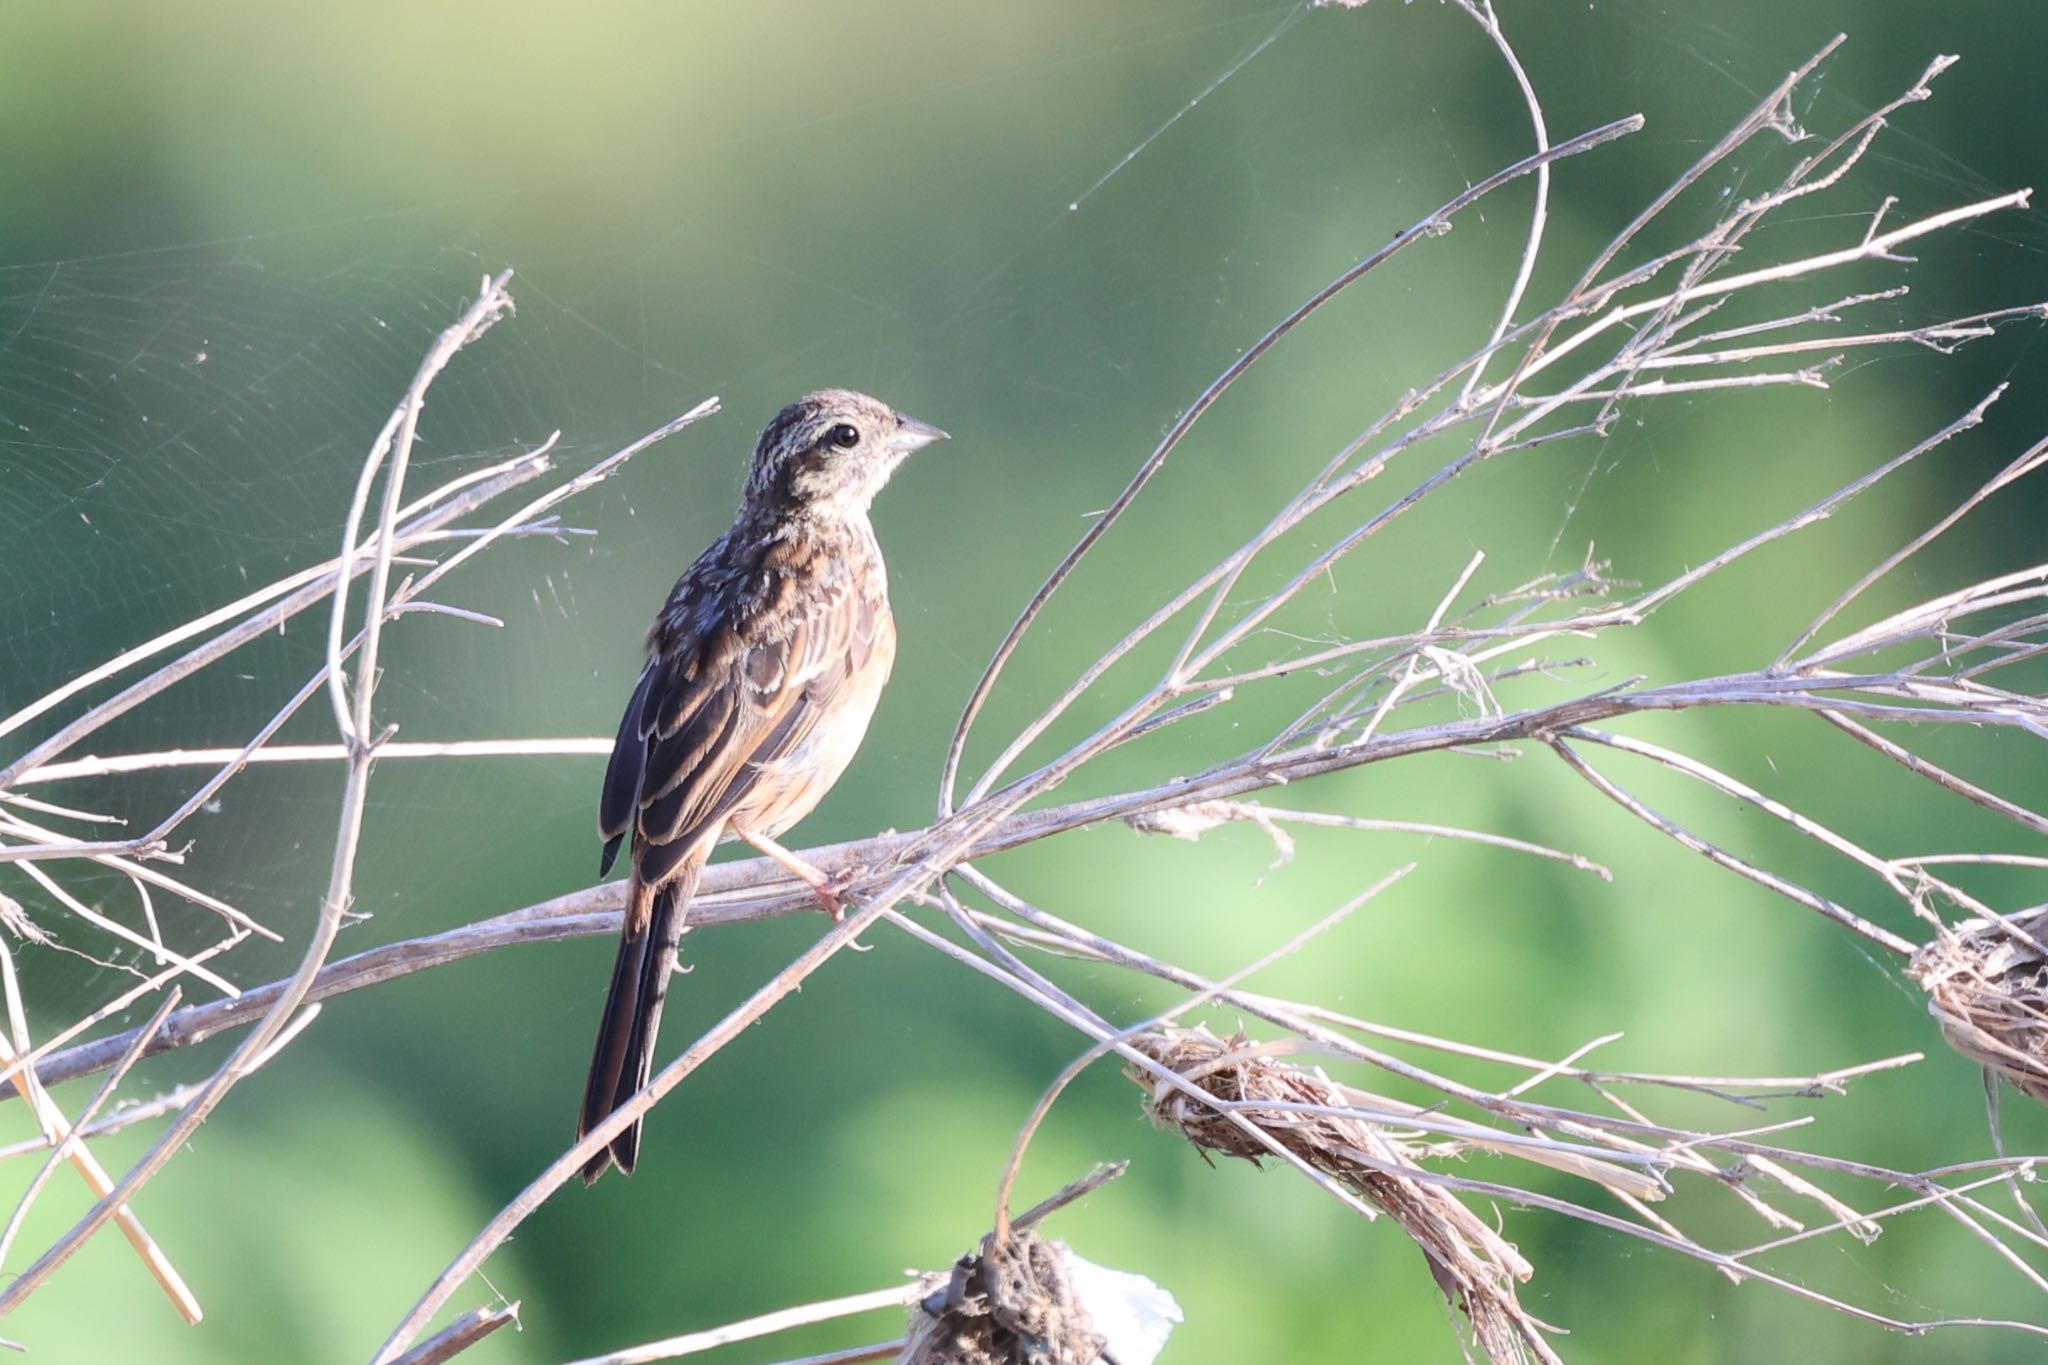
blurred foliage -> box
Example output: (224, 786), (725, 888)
(3, 1), (2047, 1361)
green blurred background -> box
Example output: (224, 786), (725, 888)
(4, 1), (2047, 1360)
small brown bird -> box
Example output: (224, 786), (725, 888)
(580, 389), (947, 1183)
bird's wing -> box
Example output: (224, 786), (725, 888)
(597, 664), (656, 877)
(597, 535), (887, 912)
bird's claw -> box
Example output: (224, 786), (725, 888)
(815, 865), (862, 922)
(815, 866), (879, 950)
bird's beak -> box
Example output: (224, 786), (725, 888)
(887, 412), (950, 454)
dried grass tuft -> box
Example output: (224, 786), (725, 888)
(1127, 1025), (1563, 1365)
(904, 1229), (1105, 1365)
(1910, 908), (2048, 1104)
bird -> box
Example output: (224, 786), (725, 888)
(579, 388), (948, 1183)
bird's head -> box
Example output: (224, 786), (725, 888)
(744, 388), (948, 515)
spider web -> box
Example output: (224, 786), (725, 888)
(0, 1), (1508, 974)
(2, 0), (2040, 1064)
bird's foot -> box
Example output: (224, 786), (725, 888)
(814, 865), (862, 923)
(735, 822), (860, 920)
(817, 867), (880, 951)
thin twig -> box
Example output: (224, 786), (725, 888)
(561, 1283), (934, 1365)
(384, 1303), (521, 1365)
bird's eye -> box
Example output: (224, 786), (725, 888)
(826, 423), (861, 450)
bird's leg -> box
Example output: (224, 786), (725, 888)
(733, 823), (855, 921)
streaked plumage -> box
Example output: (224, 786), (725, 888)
(580, 389), (946, 1182)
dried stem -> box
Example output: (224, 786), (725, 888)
(561, 1284), (935, 1365)
(384, 1304), (521, 1365)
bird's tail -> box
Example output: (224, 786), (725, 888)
(579, 850), (705, 1183)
